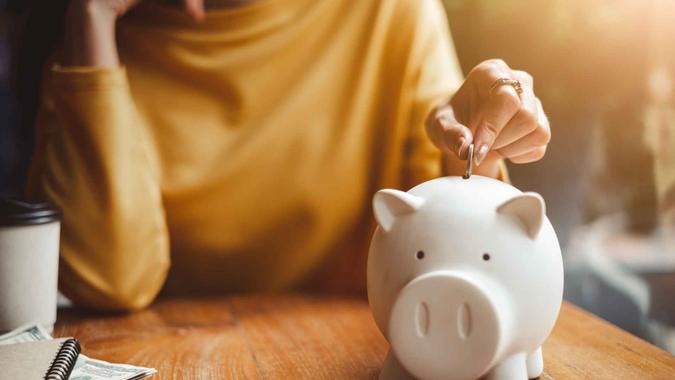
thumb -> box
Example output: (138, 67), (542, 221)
(426, 105), (474, 159)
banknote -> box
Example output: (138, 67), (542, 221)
(69, 357), (155, 380)
(0, 323), (52, 344)
(0, 324), (156, 380)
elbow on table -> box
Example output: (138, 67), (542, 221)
(100, 277), (165, 312)
(60, 255), (170, 312)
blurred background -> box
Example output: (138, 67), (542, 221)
(443, 0), (675, 353)
(1, 0), (673, 352)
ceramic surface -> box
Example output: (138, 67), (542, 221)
(368, 175), (563, 380)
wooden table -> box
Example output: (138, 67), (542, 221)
(54, 296), (675, 379)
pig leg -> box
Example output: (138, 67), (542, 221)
(484, 353), (527, 380)
(526, 347), (544, 378)
(379, 350), (415, 380)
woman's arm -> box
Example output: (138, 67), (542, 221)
(26, 0), (204, 311)
(407, 0), (550, 177)
(61, 0), (204, 67)
(28, 65), (170, 311)
(401, 0), (506, 184)
(61, 0), (122, 67)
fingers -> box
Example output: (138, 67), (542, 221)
(470, 60), (521, 165)
(509, 146), (547, 164)
(492, 71), (538, 149)
(183, 0), (205, 22)
(496, 123), (550, 158)
(497, 98), (550, 163)
(425, 105), (474, 159)
(441, 59), (550, 166)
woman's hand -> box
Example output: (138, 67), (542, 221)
(425, 59), (550, 176)
(63, 0), (206, 67)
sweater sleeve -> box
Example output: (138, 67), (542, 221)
(26, 66), (170, 311)
(403, 0), (508, 186)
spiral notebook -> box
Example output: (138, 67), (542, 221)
(0, 337), (81, 380)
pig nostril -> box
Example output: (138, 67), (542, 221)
(415, 302), (430, 337)
(457, 303), (472, 340)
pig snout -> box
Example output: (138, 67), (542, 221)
(387, 271), (507, 380)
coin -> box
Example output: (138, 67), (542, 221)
(463, 143), (474, 179)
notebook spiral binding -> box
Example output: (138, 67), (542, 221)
(45, 339), (81, 380)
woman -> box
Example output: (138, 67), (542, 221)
(20, 0), (550, 310)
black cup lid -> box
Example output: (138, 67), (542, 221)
(0, 198), (61, 226)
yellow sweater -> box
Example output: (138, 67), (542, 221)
(27, 0), (479, 310)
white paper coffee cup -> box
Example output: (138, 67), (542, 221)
(0, 199), (60, 333)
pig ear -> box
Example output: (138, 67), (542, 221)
(373, 189), (425, 232)
(496, 192), (546, 240)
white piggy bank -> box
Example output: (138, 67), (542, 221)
(368, 175), (563, 380)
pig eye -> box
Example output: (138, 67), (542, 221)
(483, 253), (490, 261)
(416, 250), (425, 260)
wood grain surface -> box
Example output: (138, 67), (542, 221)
(53, 296), (675, 379)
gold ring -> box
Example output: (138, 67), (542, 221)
(490, 78), (523, 95)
